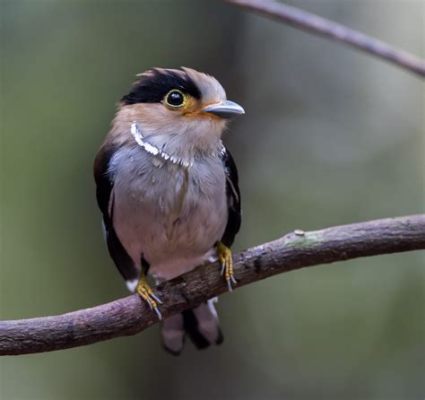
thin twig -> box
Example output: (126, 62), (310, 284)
(1, 215), (424, 356)
(225, 0), (425, 79)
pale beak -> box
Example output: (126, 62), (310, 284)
(203, 100), (245, 119)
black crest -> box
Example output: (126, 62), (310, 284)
(121, 68), (201, 105)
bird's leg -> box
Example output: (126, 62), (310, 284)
(217, 242), (237, 291)
(136, 273), (163, 320)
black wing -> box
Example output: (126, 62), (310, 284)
(94, 145), (138, 282)
(220, 147), (242, 247)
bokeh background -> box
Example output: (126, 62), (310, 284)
(1, 1), (424, 399)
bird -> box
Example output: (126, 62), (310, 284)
(94, 67), (244, 354)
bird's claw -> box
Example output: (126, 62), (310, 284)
(217, 242), (237, 291)
(136, 277), (163, 320)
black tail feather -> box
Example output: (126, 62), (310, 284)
(183, 310), (214, 350)
(161, 300), (223, 354)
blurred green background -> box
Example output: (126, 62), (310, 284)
(1, 1), (424, 399)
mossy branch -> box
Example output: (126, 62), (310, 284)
(1, 215), (424, 356)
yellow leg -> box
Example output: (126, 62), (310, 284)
(217, 242), (237, 291)
(136, 273), (163, 320)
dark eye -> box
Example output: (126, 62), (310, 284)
(165, 90), (185, 107)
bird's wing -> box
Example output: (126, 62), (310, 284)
(94, 144), (138, 282)
(220, 147), (242, 247)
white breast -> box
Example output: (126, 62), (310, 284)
(110, 146), (228, 281)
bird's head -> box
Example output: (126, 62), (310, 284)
(113, 67), (244, 154)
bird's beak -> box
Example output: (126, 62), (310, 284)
(202, 100), (245, 119)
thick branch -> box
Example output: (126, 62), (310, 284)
(226, 0), (425, 79)
(1, 215), (424, 356)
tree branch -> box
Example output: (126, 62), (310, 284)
(1, 215), (424, 356)
(225, 0), (425, 79)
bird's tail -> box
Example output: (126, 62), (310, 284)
(161, 298), (223, 355)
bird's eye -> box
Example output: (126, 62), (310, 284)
(165, 90), (185, 108)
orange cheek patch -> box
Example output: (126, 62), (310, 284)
(182, 97), (199, 113)
(183, 110), (223, 121)
(182, 99), (223, 121)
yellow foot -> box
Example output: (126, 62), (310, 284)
(217, 242), (237, 291)
(136, 276), (163, 320)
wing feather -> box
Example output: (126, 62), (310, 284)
(94, 144), (138, 281)
(220, 148), (242, 247)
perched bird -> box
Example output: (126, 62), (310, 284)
(94, 67), (244, 354)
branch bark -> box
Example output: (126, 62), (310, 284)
(1, 215), (424, 356)
(225, 0), (425, 79)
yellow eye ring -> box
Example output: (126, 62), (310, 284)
(164, 89), (186, 109)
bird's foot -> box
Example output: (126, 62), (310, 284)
(217, 242), (237, 291)
(136, 276), (163, 320)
